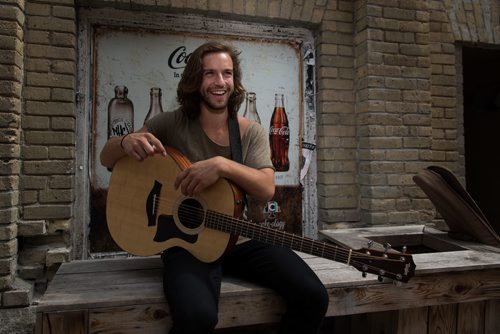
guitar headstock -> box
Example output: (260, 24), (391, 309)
(351, 247), (416, 283)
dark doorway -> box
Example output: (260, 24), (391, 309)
(462, 46), (500, 235)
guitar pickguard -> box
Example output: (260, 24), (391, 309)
(153, 214), (198, 244)
(149, 182), (201, 244)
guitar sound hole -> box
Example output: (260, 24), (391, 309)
(178, 198), (205, 230)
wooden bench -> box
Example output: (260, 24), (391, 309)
(36, 225), (500, 334)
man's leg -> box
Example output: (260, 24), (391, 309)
(222, 240), (329, 334)
(162, 247), (222, 334)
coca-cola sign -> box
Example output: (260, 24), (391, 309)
(270, 126), (290, 136)
(167, 46), (192, 69)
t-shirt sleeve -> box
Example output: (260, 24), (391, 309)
(242, 122), (274, 170)
(144, 110), (176, 145)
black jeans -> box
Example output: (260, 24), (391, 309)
(162, 240), (329, 334)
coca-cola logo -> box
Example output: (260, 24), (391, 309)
(168, 46), (192, 70)
(270, 126), (290, 136)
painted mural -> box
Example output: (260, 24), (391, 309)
(90, 28), (310, 253)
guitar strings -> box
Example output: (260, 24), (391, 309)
(153, 193), (351, 258)
(156, 196), (406, 279)
(151, 195), (407, 279)
(203, 208), (407, 278)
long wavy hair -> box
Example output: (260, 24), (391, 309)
(177, 41), (245, 119)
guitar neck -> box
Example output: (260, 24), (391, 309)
(206, 209), (353, 266)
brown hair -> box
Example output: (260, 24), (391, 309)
(177, 41), (245, 119)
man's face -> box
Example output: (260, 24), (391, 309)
(199, 52), (234, 113)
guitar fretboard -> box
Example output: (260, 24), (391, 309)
(205, 209), (353, 266)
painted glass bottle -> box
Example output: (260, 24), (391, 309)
(107, 85), (134, 138)
(144, 87), (164, 123)
(243, 92), (261, 124)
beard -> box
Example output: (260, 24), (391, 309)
(201, 96), (227, 112)
(200, 89), (232, 113)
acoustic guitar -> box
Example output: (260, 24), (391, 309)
(106, 147), (416, 283)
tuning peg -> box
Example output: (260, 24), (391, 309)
(378, 269), (386, 282)
(383, 242), (392, 252)
(367, 240), (373, 248)
(401, 246), (407, 253)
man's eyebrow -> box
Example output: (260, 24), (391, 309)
(202, 68), (234, 72)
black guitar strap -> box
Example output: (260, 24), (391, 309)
(228, 116), (243, 164)
(228, 116), (248, 210)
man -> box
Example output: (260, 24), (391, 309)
(100, 41), (328, 333)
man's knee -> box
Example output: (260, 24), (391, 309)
(293, 280), (329, 315)
(311, 283), (329, 315)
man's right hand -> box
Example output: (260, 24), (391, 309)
(100, 126), (166, 169)
(120, 132), (167, 161)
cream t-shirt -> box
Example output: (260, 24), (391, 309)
(145, 108), (273, 170)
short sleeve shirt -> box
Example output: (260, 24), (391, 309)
(145, 108), (273, 170)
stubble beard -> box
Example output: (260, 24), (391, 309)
(200, 90), (232, 114)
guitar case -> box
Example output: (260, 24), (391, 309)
(413, 165), (500, 247)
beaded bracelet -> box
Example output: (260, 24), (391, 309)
(120, 134), (129, 149)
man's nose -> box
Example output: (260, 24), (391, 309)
(214, 72), (225, 84)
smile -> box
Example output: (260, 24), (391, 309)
(210, 89), (227, 95)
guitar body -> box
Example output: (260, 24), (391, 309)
(107, 149), (242, 261)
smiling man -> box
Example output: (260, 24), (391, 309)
(100, 41), (328, 334)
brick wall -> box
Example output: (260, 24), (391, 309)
(354, 0), (433, 225)
(20, 1), (76, 291)
(1, 0), (499, 315)
(316, 1), (359, 227)
(0, 0), (24, 307)
(1, 0), (76, 309)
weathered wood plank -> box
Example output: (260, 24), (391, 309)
(217, 293), (284, 328)
(47, 268), (163, 291)
(484, 299), (500, 334)
(396, 307), (428, 334)
(89, 304), (172, 334)
(41, 310), (88, 334)
(38, 254), (384, 313)
(87, 293), (285, 333)
(457, 301), (485, 333)
(326, 269), (500, 317)
(428, 304), (457, 334)
(56, 256), (162, 274)
(321, 227), (500, 274)
(412, 250), (500, 273)
(350, 311), (397, 334)
(35, 313), (43, 334)
(37, 282), (164, 312)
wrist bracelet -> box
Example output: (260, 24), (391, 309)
(120, 134), (129, 149)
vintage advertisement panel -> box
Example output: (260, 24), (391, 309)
(90, 27), (310, 253)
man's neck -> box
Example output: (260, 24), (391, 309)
(199, 106), (230, 146)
